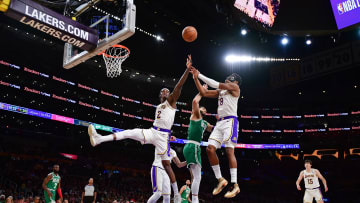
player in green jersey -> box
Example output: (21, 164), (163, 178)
(179, 180), (191, 203)
(183, 85), (214, 203)
(42, 164), (62, 203)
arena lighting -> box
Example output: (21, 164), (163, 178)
(241, 29), (247, 36)
(306, 39), (312, 45)
(225, 55), (300, 63)
(281, 37), (289, 45)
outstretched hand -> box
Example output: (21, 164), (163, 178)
(190, 67), (200, 79)
(186, 55), (192, 70)
(170, 136), (177, 141)
(203, 84), (208, 90)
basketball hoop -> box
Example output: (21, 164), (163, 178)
(98, 44), (130, 78)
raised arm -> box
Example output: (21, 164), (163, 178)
(315, 169), (328, 192)
(172, 156), (187, 168)
(42, 174), (53, 199)
(191, 69), (219, 98)
(296, 171), (304, 191)
(192, 68), (240, 97)
(167, 55), (192, 108)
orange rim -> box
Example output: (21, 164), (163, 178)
(98, 44), (130, 59)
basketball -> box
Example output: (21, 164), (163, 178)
(182, 26), (197, 42)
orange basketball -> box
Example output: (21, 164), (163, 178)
(182, 26), (197, 42)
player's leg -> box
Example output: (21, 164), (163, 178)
(207, 125), (228, 195)
(162, 159), (180, 202)
(224, 146), (240, 198)
(303, 189), (313, 203)
(223, 118), (240, 198)
(315, 189), (324, 203)
(189, 164), (201, 203)
(161, 170), (171, 203)
(88, 124), (146, 146)
(147, 166), (163, 203)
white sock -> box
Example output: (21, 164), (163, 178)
(171, 182), (179, 195)
(211, 165), (222, 179)
(162, 194), (170, 203)
(100, 129), (144, 144)
(230, 168), (237, 183)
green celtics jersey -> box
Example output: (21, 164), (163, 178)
(46, 172), (60, 191)
(181, 186), (191, 202)
(187, 119), (207, 143)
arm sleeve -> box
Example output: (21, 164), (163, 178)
(198, 74), (220, 89)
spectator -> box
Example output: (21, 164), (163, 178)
(5, 196), (13, 203)
(0, 195), (5, 203)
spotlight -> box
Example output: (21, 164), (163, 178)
(156, 35), (161, 41)
(241, 29), (247, 36)
(281, 37), (289, 45)
(306, 39), (312, 45)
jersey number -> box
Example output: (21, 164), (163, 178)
(157, 111), (161, 119)
(307, 179), (313, 184)
(219, 97), (224, 106)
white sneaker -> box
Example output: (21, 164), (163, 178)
(173, 194), (181, 203)
(88, 124), (101, 147)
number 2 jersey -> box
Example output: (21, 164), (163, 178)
(303, 169), (320, 189)
(153, 100), (176, 130)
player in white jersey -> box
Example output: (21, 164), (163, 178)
(87, 55), (193, 203)
(190, 67), (241, 198)
(148, 148), (187, 203)
(296, 160), (328, 203)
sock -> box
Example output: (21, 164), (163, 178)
(162, 194), (170, 203)
(230, 168), (237, 183)
(211, 165), (222, 179)
(100, 129), (144, 144)
(171, 182), (179, 195)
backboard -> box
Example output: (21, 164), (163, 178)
(63, 0), (136, 70)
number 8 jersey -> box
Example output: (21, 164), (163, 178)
(217, 90), (239, 118)
(303, 169), (320, 189)
(153, 100), (176, 130)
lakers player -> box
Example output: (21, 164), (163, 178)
(296, 160), (328, 203)
(88, 55), (192, 203)
(190, 67), (241, 198)
(148, 148), (187, 203)
(183, 87), (213, 203)
(42, 164), (63, 203)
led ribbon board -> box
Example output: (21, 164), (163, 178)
(4, 0), (98, 50)
(0, 102), (300, 149)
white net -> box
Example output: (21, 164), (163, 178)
(102, 45), (130, 78)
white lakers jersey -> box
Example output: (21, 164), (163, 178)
(303, 169), (320, 189)
(152, 148), (177, 169)
(153, 100), (176, 130)
(217, 90), (239, 118)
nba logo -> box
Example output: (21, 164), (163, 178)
(337, 3), (344, 15)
